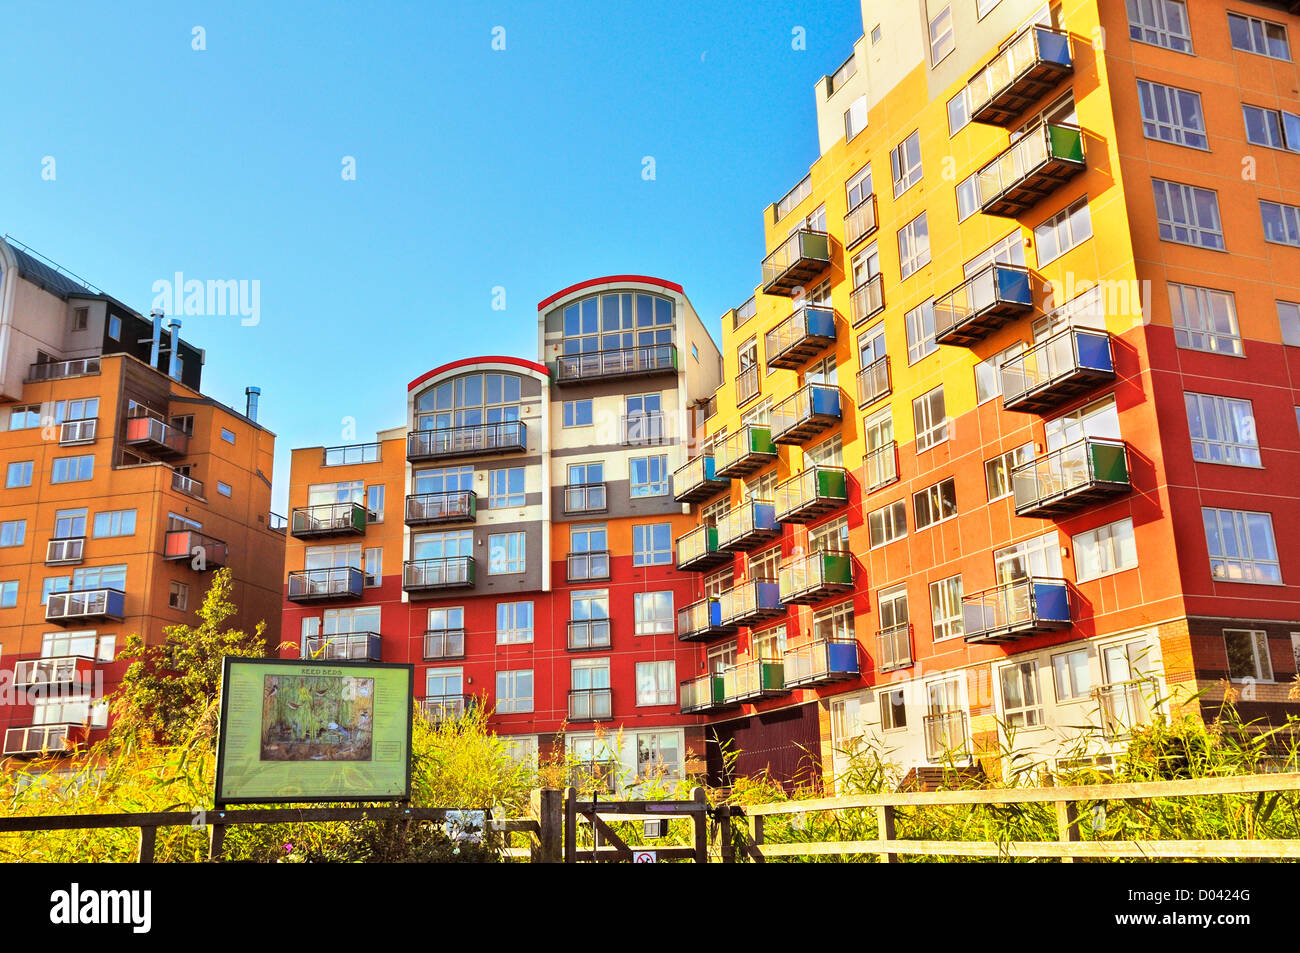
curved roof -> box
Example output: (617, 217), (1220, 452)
(537, 275), (684, 311)
(407, 355), (549, 392)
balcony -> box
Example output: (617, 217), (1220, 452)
(778, 550), (854, 606)
(962, 577), (1071, 645)
(405, 490), (477, 526)
(1094, 678), (1160, 741)
(1000, 325), (1115, 414)
(124, 416), (188, 459)
(25, 357), (100, 383)
(2, 724), (85, 757)
(933, 263), (1034, 347)
(782, 639), (860, 688)
(420, 694), (473, 723)
(850, 273), (885, 327)
(621, 411), (668, 447)
(843, 195), (878, 250)
(680, 674), (734, 714)
(569, 688), (613, 722)
(673, 454), (729, 504)
(771, 383), (842, 445)
(172, 470), (204, 499)
(287, 567), (364, 602)
(555, 343), (677, 385)
(677, 597), (738, 642)
(1012, 437), (1131, 517)
(735, 365), (760, 407)
(45, 537), (85, 566)
(58, 418), (96, 446)
(714, 424), (777, 478)
(718, 579), (784, 627)
(966, 24), (1074, 127)
(423, 627), (466, 661)
(977, 122), (1086, 217)
(404, 556), (476, 593)
(722, 660), (787, 704)
(567, 551), (611, 583)
(567, 619), (611, 651)
(856, 356), (891, 408)
(303, 632), (382, 662)
(876, 623), (913, 673)
(13, 656), (95, 691)
(761, 228), (832, 296)
(407, 421), (527, 461)
(774, 465), (848, 524)
(46, 588), (125, 625)
(715, 500), (782, 553)
(924, 710), (969, 763)
(675, 525), (730, 572)
(562, 483), (607, 515)
(163, 529), (229, 569)
(290, 501), (368, 539)
(863, 441), (899, 493)
(765, 307), (837, 370)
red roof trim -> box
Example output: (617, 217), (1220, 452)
(536, 275), (684, 311)
(407, 356), (550, 392)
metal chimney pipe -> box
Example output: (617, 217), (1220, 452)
(149, 309), (164, 368)
(245, 386), (261, 422)
(166, 319), (182, 379)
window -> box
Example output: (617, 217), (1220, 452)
(7, 405), (40, 430)
(72, 564), (126, 591)
(1261, 200), (1300, 247)
(1073, 518), (1138, 582)
(844, 95), (869, 140)
(1184, 393), (1260, 466)
(870, 24), (881, 44)
(217, 481), (232, 498)
(897, 212), (930, 278)
(571, 658), (610, 716)
(1203, 508), (1281, 584)
(956, 173), (980, 221)
(220, 428), (236, 444)
(630, 455), (669, 497)
(868, 501), (907, 548)
(365, 484), (385, 521)
(6, 461), (33, 488)
(563, 399), (593, 427)
(1137, 80), (1207, 149)
(985, 443), (1034, 501)
(497, 601), (534, 644)
(995, 532), (1063, 583)
(1152, 179), (1224, 250)
(324, 443), (380, 466)
(53, 508), (87, 539)
(929, 576), (964, 641)
(947, 90), (969, 136)
(71, 306), (88, 331)
(812, 599), (854, 643)
(636, 731), (682, 780)
(0, 520), (27, 547)
(1169, 283), (1241, 355)
(1035, 197), (1093, 264)
(634, 591), (674, 635)
(0, 581), (17, 608)
(560, 291), (674, 356)
(108, 314), (121, 339)
(1000, 662), (1044, 727)
(880, 689), (907, 730)
(928, 6), (954, 63)
(636, 661), (676, 706)
(1052, 648), (1092, 701)
(488, 468), (526, 507)
(488, 532), (526, 574)
(42, 577), (70, 605)
(890, 131), (922, 198)
(1228, 12), (1290, 61)
(169, 581), (189, 611)
(1126, 0), (1192, 52)
(501, 736), (538, 766)
(1224, 629), (1273, 682)
(93, 510), (136, 538)
(363, 546), (382, 586)
(914, 478), (957, 530)
(1280, 301), (1300, 348)
(633, 523), (672, 566)
(904, 299), (937, 364)
(496, 669), (534, 713)
(964, 231), (1025, 278)
(846, 164), (872, 210)
(974, 344), (1023, 403)
(913, 386), (948, 451)
(51, 455), (94, 483)
(1242, 104), (1300, 152)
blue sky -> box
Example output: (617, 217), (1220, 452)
(0, 1), (862, 510)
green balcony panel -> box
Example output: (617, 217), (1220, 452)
(774, 465), (848, 524)
(977, 123), (1086, 217)
(761, 229), (832, 296)
(714, 424), (777, 478)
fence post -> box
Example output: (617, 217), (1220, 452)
(876, 805), (897, 864)
(691, 786), (708, 863)
(1055, 800), (1079, 864)
(137, 826), (156, 864)
(208, 821), (226, 863)
(531, 788), (563, 863)
(719, 805), (734, 864)
(753, 814), (766, 863)
(563, 786), (577, 864)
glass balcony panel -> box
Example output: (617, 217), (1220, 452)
(761, 229), (832, 296)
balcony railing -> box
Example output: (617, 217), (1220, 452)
(287, 567), (364, 602)
(735, 365), (760, 406)
(567, 551), (611, 583)
(714, 424), (777, 478)
(569, 688), (613, 722)
(877, 623), (913, 673)
(761, 229), (832, 296)
(933, 263), (1034, 347)
(962, 577), (1071, 644)
(717, 579), (785, 627)
(621, 411), (668, 446)
(163, 529), (229, 569)
(967, 24), (1074, 127)
(774, 465), (848, 524)
(46, 588), (125, 625)
(673, 454), (729, 504)
(45, 537), (85, 566)
(715, 500), (782, 553)
(563, 483), (607, 515)
(863, 441), (899, 493)
(405, 490), (477, 526)
(323, 442), (381, 466)
(567, 619), (611, 650)
(850, 273), (885, 327)
(843, 194), (878, 249)
(58, 418), (97, 446)
(25, 358), (100, 383)
(732, 295), (758, 332)
(677, 597), (737, 642)
(124, 415), (189, 459)
(675, 524), (729, 572)
(172, 470), (204, 499)
(924, 710), (969, 763)
(770, 383), (842, 445)
(1094, 678), (1160, 741)
(2, 724), (84, 757)
(555, 343), (677, 384)
(856, 356), (891, 408)
(778, 550), (854, 606)
(290, 501), (368, 539)
(423, 628), (466, 661)
(782, 639), (859, 688)
(977, 122), (1086, 217)
(722, 660), (787, 703)
(680, 674), (732, 714)
(1001, 325), (1115, 414)
(765, 307), (837, 370)
(13, 656), (95, 690)
(420, 694), (473, 723)
(407, 421), (527, 461)
(404, 556), (476, 592)
(1012, 437), (1131, 518)
(303, 632), (382, 662)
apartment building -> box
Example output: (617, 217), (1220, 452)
(0, 238), (284, 757)
(678, 0), (1300, 786)
(279, 276), (722, 790)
